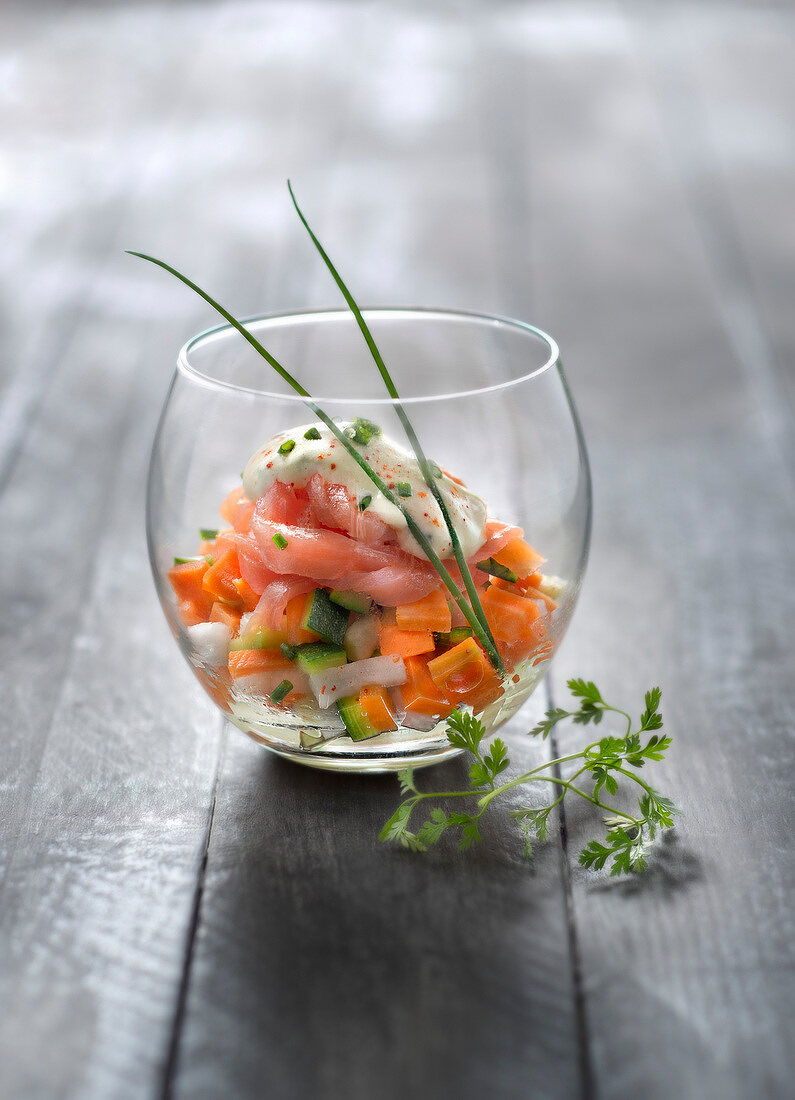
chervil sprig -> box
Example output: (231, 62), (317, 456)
(380, 679), (679, 875)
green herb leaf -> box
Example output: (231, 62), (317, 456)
(381, 680), (678, 877)
(199, 528), (219, 540)
(395, 481), (412, 498)
(303, 426), (322, 440)
(348, 417), (382, 445)
(529, 707), (571, 740)
(358, 495), (372, 511)
(272, 532), (288, 550)
(278, 439), (296, 455)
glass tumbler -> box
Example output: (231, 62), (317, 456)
(146, 308), (591, 772)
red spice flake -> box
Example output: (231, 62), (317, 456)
(330, 463), (336, 470)
(432, 518), (440, 527)
(266, 461), (273, 469)
(321, 686), (326, 695)
(512, 674), (520, 684)
(418, 491), (427, 498)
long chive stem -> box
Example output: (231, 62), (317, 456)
(126, 251), (502, 664)
(286, 182), (503, 674)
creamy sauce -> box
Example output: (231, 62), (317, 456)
(242, 420), (488, 559)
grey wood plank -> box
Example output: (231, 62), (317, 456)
(511, 6), (795, 1098)
(630, 4), (795, 473)
(0, 1), (356, 1094)
(170, 6), (583, 1099)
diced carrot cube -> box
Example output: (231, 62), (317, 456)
(481, 585), (541, 642)
(168, 558), (210, 602)
(520, 584), (558, 614)
(491, 575), (556, 613)
(228, 648), (293, 680)
(395, 588), (452, 633)
(232, 576), (261, 612)
(379, 623), (435, 659)
(427, 637), (494, 697)
(202, 549), (245, 607)
(400, 656), (455, 719)
(177, 597), (211, 626)
(466, 674), (505, 714)
(493, 538), (544, 579)
(210, 601), (242, 635)
(358, 685), (398, 732)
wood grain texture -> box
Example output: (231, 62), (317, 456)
(519, 6), (795, 1098)
(0, 2), (793, 1099)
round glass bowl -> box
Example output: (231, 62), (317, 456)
(147, 308), (591, 772)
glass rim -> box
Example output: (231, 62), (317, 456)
(176, 306), (561, 405)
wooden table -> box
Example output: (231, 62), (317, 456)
(2, 2), (793, 1097)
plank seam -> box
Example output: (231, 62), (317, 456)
(161, 719), (228, 1100)
(547, 676), (596, 1100)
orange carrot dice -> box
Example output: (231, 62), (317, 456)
(168, 558), (210, 602)
(395, 588), (452, 633)
(400, 656), (454, 719)
(466, 674), (505, 714)
(379, 623), (435, 659)
(228, 648), (293, 680)
(427, 637), (493, 697)
(210, 601), (243, 635)
(202, 549), (245, 607)
(493, 538), (544, 579)
(177, 597), (212, 626)
(358, 685), (397, 733)
(481, 585), (541, 642)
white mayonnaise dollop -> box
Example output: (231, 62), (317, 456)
(242, 420), (488, 560)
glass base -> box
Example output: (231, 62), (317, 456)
(224, 658), (549, 773)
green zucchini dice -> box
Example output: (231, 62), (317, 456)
(435, 627), (474, 648)
(337, 695), (380, 741)
(301, 588), (349, 645)
(329, 589), (373, 615)
(230, 627), (286, 651)
(295, 642), (348, 674)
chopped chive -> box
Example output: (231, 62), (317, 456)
(476, 557), (519, 583)
(358, 495), (372, 511)
(348, 417), (381, 445)
(280, 642), (297, 661)
(199, 527), (219, 540)
(240, 472), (244, 479)
(269, 679), (293, 704)
(272, 532), (288, 550)
(429, 461), (443, 479)
(205, 555), (214, 566)
(395, 481), (412, 498)
(304, 426), (322, 440)
(278, 439), (296, 455)
(173, 556), (202, 565)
